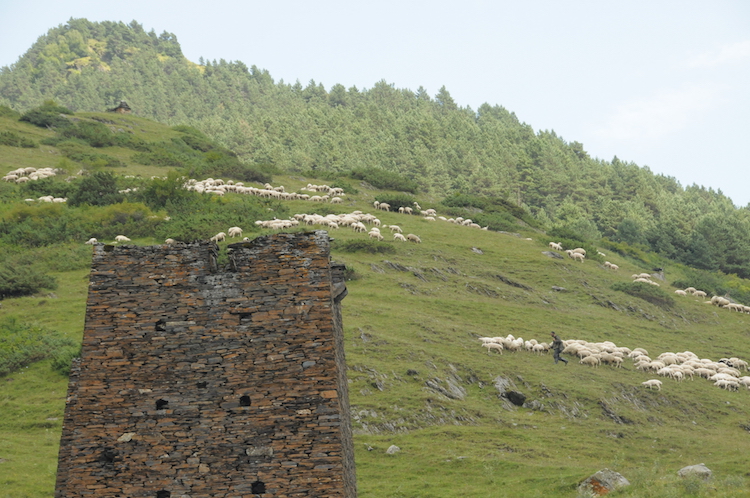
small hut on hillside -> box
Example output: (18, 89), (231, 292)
(107, 101), (132, 114)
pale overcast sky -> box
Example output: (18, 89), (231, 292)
(1, 1), (749, 206)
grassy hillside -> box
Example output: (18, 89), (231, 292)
(2, 113), (750, 497)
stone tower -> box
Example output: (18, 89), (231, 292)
(55, 232), (356, 497)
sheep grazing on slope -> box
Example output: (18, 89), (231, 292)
(579, 356), (600, 367)
(567, 251), (584, 262)
(210, 232), (226, 242)
(85, 237), (98, 245)
(549, 242), (563, 251)
(641, 379), (662, 391)
(406, 234), (421, 243)
(114, 235), (131, 243)
(227, 227), (243, 238)
(482, 342), (504, 354)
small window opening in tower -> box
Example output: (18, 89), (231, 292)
(239, 395), (251, 406)
(156, 491), (171, 498)
(196, 381), (208, 389)
(155, 399), (169, 410)
(251, 481), (266, 493)
(99, 447), (117, 464)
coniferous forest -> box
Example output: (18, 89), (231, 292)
(2, 19), (750, 280)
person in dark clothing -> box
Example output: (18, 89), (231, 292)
(550, 331), (568, 365)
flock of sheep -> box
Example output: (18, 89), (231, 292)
(549, 242), (620, 270)
(630, 273), (662, 286)
(183, 178), (346, 203)
(69, 174), (750, 318)
(663, 282), (750, 314)
(171, 177), (498, 246)
(2, 166), (58, 183)
(205, 210), (424, 245)
(478, 334), (750, 392)
(3, 167), (69, 203)
(83, 177), (439, 247)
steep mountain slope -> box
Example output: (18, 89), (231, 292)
(2, 108), (750, 496)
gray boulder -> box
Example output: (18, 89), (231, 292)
(577, 468), (630, 496)
(678, 463), (712, 480)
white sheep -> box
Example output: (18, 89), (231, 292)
(210, 232), (226, 242)
(570, 252), (585, 262)
(114, 235), (131, 243)
(641, 379), (662, 391)
(675, 290), (687, 296)
(549, 242), (563, 251)
(165, 238), (176, 244)
(579, 356), (600, 367)
(227, 227), (243, 238)
(727, 358), (748, 371)
(483, 343), (504, 354)
(532, 343), (549, 355)
(711, 296), (730, 307)
(393, 233), (407, 242)
(406, 234), (421, 244)
(85, 237), (98, 245)
(714, 379), (739, 391)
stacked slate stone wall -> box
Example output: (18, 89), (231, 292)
(55, 231), (356, 497)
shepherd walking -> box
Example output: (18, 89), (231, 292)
(550, 331), (568, 365)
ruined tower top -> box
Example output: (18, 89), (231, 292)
(55, 232), (356, 497)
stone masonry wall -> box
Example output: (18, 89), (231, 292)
(55, 231), (356, 497)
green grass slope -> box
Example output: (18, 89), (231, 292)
(1, 118), (749, 497)
(3, 192), (750, 497)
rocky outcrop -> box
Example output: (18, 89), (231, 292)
(678, 463), (712, 480)
(577, 468), (630, 496)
